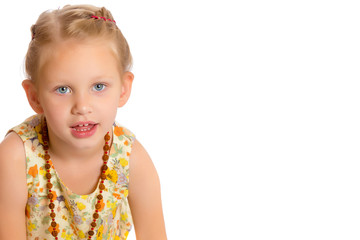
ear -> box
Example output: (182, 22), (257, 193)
(118, 72), (134, 108)
(22, 79), (44, 114)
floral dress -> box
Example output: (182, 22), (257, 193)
(9, 114), (134, 240)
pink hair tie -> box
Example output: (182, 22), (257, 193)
(91, 15), (116, 23)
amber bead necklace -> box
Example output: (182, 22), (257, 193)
(42, 118), (111, 239)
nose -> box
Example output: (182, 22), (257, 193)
(71, 93), (93, 115)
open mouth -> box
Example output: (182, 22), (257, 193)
(70, 122), (98, 137)
(72, 123), (96, 132)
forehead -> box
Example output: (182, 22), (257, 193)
(38, 39), (121, 84)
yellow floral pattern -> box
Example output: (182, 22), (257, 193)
(10, 114), (135, 239)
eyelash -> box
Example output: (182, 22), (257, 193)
(55, 83), (107, 94)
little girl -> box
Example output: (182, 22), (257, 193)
(0, 4), (166, 240)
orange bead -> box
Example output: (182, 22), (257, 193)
(48, 193), (54, 199)
(104, 134), (110, 141)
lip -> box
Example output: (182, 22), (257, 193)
(70, 121), (98, 138)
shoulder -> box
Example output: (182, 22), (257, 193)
(128, 139), (160, 195)
(129, 139), (158, 181)
(0, 115), (37, 206)
(127, 139), (167, 239)
(0, 115), (40, 175)
(0, 131), (28, 205)
(0, 132), (28, 238)
(0, 131), (26, 160)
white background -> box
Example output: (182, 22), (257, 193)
(1, 0), (360, 239)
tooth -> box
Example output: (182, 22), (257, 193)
(79, 124), (83, 127)
(84, 123), (89, 126)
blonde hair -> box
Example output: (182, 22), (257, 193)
(25, 4), (132, 82)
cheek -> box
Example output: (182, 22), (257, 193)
(44, 101), (69, 115)
(101, 99), (119, 114)
(41, 97), (68, 118)
(38, 93), (65, 107)
(44, 107), (65, 119)
(100, 92), (121, 107)
(103, 98), (119, 114)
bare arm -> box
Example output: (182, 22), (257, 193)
(128, 139), (167, 240)
(0, 132), (28, 240)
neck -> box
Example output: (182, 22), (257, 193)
(48, 141), (104, 164)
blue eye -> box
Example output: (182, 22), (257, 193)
(93, 84), (105, 91)
(56, 86), (70, 94)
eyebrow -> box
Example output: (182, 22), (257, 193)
(45, 75), (117, 84)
